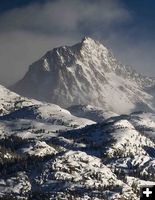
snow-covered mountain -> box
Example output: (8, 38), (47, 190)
(0, 37), (155, 199)
(11, 37), (155, 114)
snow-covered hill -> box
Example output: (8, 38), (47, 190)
(0, 84), (33, 116)
(0, 104), (95, 129)
(0, 87), (155, 200)
(11, 37), (155, 114)
(0, 37), (155, 199)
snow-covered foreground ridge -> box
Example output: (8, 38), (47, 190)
(0, 84), (155, 199)
(0, 36), (155, 199)
(11, 37), (155, 114)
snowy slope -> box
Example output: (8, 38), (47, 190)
(0, 36), (155, 199)
(0, 84), (35, 116)
(38, 150), (138, 200)
(0, 106), (155, 199)
(0, 104), (95, 128)
(11, 37), (155, 114)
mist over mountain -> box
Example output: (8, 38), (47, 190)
(11, 37), (155, 114)
(0, 37), (155, 199)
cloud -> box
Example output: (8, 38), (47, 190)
(0, 0), (130, 34)
(0, 0), (154, 86)
(0, 0), (131, 86)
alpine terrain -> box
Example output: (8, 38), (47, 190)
(11, 37), (155, 114)
(0, 37), (155, 200)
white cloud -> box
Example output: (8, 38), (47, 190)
(0, 0), (130, 34)
(0, 0), (154, 86)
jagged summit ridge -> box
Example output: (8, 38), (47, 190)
(81, 36), (107, 50)
(11, 37), (155, 114)
(27, 37), (109, 73)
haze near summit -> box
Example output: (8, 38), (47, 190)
(0, 0), (154, 86)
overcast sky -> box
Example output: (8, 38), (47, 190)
(0, 0), (155, 86)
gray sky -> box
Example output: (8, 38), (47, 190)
(0, 0), (154, 86)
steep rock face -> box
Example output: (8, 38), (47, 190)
(11, 37), (155, 114)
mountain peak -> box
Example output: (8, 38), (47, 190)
(81, 36), (100, 47)
(81, 36), (96, 44)
(11, 38), (155, 113)
(80, 36), (108, 54)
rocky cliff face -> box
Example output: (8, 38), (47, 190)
(11, 37), (155, 114)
